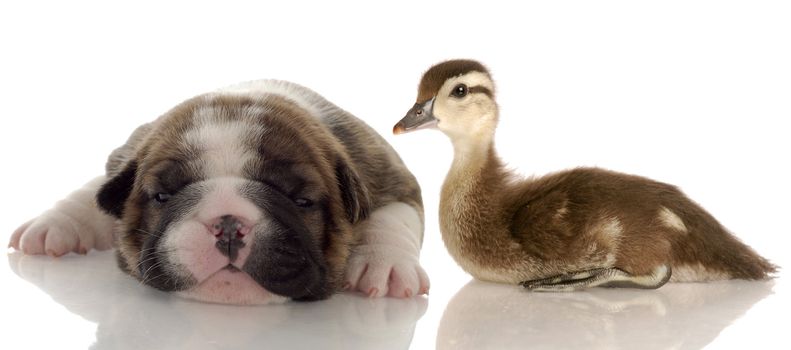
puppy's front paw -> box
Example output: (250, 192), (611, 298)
(10, 205), (114, 257)
(343, 202), (429, 298)
(344, 244), (430, 298)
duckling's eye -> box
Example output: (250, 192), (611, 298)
(451, 84), (468, 98)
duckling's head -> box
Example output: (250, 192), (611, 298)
(394, 59), (497, 142)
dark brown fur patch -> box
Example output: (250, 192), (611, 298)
(417, 59), (491, 103)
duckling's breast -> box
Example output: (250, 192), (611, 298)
(438, 186), (538, 283)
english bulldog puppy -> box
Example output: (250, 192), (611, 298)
(9, 80), (429, 304)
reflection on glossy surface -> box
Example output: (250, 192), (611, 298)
(438, 279), (774, 350)
(7, 251), (426, 350)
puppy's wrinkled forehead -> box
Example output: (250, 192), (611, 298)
(140, 94), (327, 192)
(182, 100), (265, 177)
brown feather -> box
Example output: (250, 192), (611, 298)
(417, 59), (491, 103)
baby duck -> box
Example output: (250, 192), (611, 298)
(393, 59), (777, 291)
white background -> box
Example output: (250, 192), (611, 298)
(1, 1), (789, 349)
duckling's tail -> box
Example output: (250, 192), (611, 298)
(667, 201), (778, 281)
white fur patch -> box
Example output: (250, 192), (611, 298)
(597, 217), (623, 240)
(605, 253), (617, 266)
(461, 264), (529, 285)
(658, 206), (687, 233)
(554, 206), (569, 220)
(670, 263), (730, 282)
(10, 176), (116, 256)
(176, 269), (289, 305)
(216, 80), (327, 119)
(184, 118), (255, 178)
(592, 217), (623, 260)
(625, 265), (670, 287)
(344, 202), (429, 298)
(355, 202), (423, 249)
(191, 177), (262, 225)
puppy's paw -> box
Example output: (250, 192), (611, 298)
(344, 244), (430, 298)
(342, 202), (429, 298)
(10, 205), (115, 257)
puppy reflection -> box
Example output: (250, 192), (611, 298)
(438, 280), (773, 350)
(8, 252), (427, 350)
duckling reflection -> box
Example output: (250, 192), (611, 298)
(437, 280), (773, 350)
(8, 251), (427, 350)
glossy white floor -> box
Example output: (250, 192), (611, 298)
(2, 1), (790, 349)
(2, 249), (789, 349)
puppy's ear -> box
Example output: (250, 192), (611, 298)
(335, 158), (371, 223)
(97, 160), (138, 218)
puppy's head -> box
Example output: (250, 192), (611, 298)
(97, 94), (369, 304)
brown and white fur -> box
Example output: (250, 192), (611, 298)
(10, 80), (429, 304)
(394, 59), (777, 291)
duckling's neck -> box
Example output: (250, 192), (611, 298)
(441, 130), (506, 224)
(449, 134), (499, 176)
(441, 130), (528, 282)
(446, 118), (499, 164)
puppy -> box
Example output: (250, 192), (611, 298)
(9, 80), (429, 304)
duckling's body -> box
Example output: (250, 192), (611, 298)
(395, 59), (776, 291)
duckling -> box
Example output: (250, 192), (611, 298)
(393, 59), (777, 291)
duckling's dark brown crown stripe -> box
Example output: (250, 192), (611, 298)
(417, 59), (491, 103)
(468, 86), (494, 99)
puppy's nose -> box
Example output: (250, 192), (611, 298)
(209, 215), (250, 261)
(210, 215), (251, 239)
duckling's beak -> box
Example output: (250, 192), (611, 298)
(393, 98), (437, 135)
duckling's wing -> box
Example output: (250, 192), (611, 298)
(508, 189), (578, 261)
